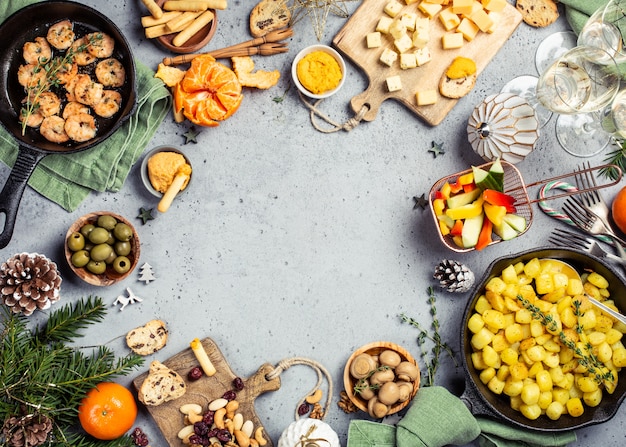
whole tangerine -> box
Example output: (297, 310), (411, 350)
(78, 382), (137, 440)
(612, 186), (626, 234)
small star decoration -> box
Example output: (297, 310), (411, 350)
(183, 127), (201, 144)
(428, 140), (445, 158)
(413, 193), (429, 210)
(138, 207), (155, 224)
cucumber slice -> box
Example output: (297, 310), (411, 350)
(446, 187), (481, 209)
(462, 213), (484, 248)
(472, 166), (501, 191)
(488, 159), (504, 192)
(503, 213), (527, 233)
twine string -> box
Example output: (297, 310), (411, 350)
(297, 91), (368, 133)
(266, 357), (334, 421)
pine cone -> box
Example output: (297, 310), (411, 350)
(2, 414), (53, 447)
(0, 253), (62, 316)
(433, 259), (475, 293)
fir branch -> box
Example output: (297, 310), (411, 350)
(600, 138), (626, 181)
(400, 286), (456, 387)
(35, 296), (107, 343)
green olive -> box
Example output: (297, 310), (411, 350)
(112, 256), (131, 274)
(86, 260), (107, 275)
(97, 215), (118, 230)
(114, 241), (131, 256)
(90, 243), (113, 262)
(104, 249), (118, 264)
(79, 223), (95, 238)
(113, 223), (133, 242)
(106, 233), (116, 245)
(67, 232), (85, 251)
(71, 250), (90, 268)
(88, 227), (110, 244)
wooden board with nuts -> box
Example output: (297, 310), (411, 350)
(132, 337), (281, 447)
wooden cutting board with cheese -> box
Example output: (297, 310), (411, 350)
(133, 337), (281, 447)
(332, 0), (523, 126)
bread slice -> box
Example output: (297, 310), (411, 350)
(515, 0), (559, 28)
(126, 320), (168, 355)
(439, 73), (477, 99)
(138, 360), (186, 406)
(249, 0), (290, 37)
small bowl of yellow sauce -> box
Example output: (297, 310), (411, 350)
(292, 45), (346, 99)
(140, 146), (192, 198)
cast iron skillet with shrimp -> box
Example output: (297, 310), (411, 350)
(0, 1), (137, 248)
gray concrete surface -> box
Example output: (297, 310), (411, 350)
(1, 1), (625, 446)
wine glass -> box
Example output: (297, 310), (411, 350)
(578, 0), (626, 64)
(600, 88), (626, 138)
(501, 75), (553, 128)
(535, 31), (578, 74)
(536, 45), (622, 157)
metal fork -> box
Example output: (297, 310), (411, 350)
(562, 198), (626, 261)
(573, 162), (612, 228)
(548, 227), (626, 266)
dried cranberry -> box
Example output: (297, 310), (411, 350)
(188, 366), (203, 381)
(189, 434), (203, 445)
(207, 428), (219, 438)
(131, 427), (149, 446)
(216, 428), (232, 442)
(222, 390), (236, 401)
(194, 421), (209, 436)
(233, 377), (245, 390)
(202, 410), (214, 425)
(298, 402), (310, 416)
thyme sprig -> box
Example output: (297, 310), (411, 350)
(517, 295), (614, 385)
(400, 286), (456, 387)
(1, 296), (143, 447)
(353, 366), (390, 395)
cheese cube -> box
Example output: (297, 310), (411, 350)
(439, 7), (461, 30)
(414, 47), (432, 66)
(400, 52), (418, 69)
(412, 27), (429, 48)
(380, 47), (398, 66)
(384, 0), (403, 17)
(458, 17), (479, 41)
(415, 17), (430, 31)
(482, 0), (506, 12)
(400, 12), (418, 31)
(376, 16), (394, 33)
(452, 0), (474, 15)
(416, 89), (438, 105)
(394, 34), (414, 53)
(418, 1), (443, 18)
(470, 8), (494, 32)
(423, 0), (446, 3)
(405, 0), (420, 4)
(389, 20), (408, 39)
(366, 32), (382, 48)
(461, 1), (483, 18)
(386, 75), (402, 92)
(486, 11), (499, 33)
(442, 32), (464, 49)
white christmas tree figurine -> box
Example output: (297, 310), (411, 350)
(113, 287), (143, 311)
(138, 262), (156, 284)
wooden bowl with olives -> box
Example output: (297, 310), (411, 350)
(343, 341), (420, 418)
(64, 212), (140, 286)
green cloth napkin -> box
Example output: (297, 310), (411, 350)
(559, 0), (609, 34)
(347, 387), (577, 447)
(0, 0), (171, 211)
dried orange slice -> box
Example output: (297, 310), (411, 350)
(173, 55), (243, 127)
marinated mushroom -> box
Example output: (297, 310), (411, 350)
(367, 396), (389, 418)
(395, 361), (420, 382)
(355, 379), (376, 401)
(349, 353), (378, 379)
(396, 381), (414, 402)
(378, 349), (402, 368)
(377, 381), (400, 406)
(369, 367), (395, 386)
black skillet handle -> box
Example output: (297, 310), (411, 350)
(0, 145), (46, 249)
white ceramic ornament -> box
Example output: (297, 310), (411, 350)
(467, 93), (539, 164)
(277, 418), (340, 447)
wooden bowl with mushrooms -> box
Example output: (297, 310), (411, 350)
(343, 341), (420, 418)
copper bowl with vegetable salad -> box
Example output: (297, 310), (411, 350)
(459, 248), (626, 431)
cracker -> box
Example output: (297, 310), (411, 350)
(515, 0), (559, 28)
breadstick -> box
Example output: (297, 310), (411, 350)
(197, 0), (227, 9)
(172, 10), (214, 47)
(190, 338), (217, 376)
(163, 1), (209, 11)
(141, 0), (164, 18)
(141, 11), (182, 28)
(166, 11), (202, 33)
(145, 24), (175, 39)
(158, 167), (191, 212)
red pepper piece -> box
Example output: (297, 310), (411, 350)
(475, 217), (493, 251)
(450, 219), (464, 236)
(482, 189), (516, 213)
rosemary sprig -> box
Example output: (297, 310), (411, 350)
(516, 295), (614, 385)
(400, 286), (456, 387)
(1, 296), (143, 447)
(600, 138), (626, 181)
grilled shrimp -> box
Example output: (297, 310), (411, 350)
(55, 59), (78, 85)
(95, 58), (125, 87)
(93, 90), (122, 118)
(86, 32), (114, 58)
(19, 108), (44, 128)
(40, 115), (69, 143)
(17, 63), (47, 90)
(62, 101), (90, 119)
(46, 20), (75, 50)
(73, 74), (104, 106)
(64, 112), (97, 142)
(23, 37), (52, 64)
(36, 91), (62, 117)
(70, 37), (97, 66)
